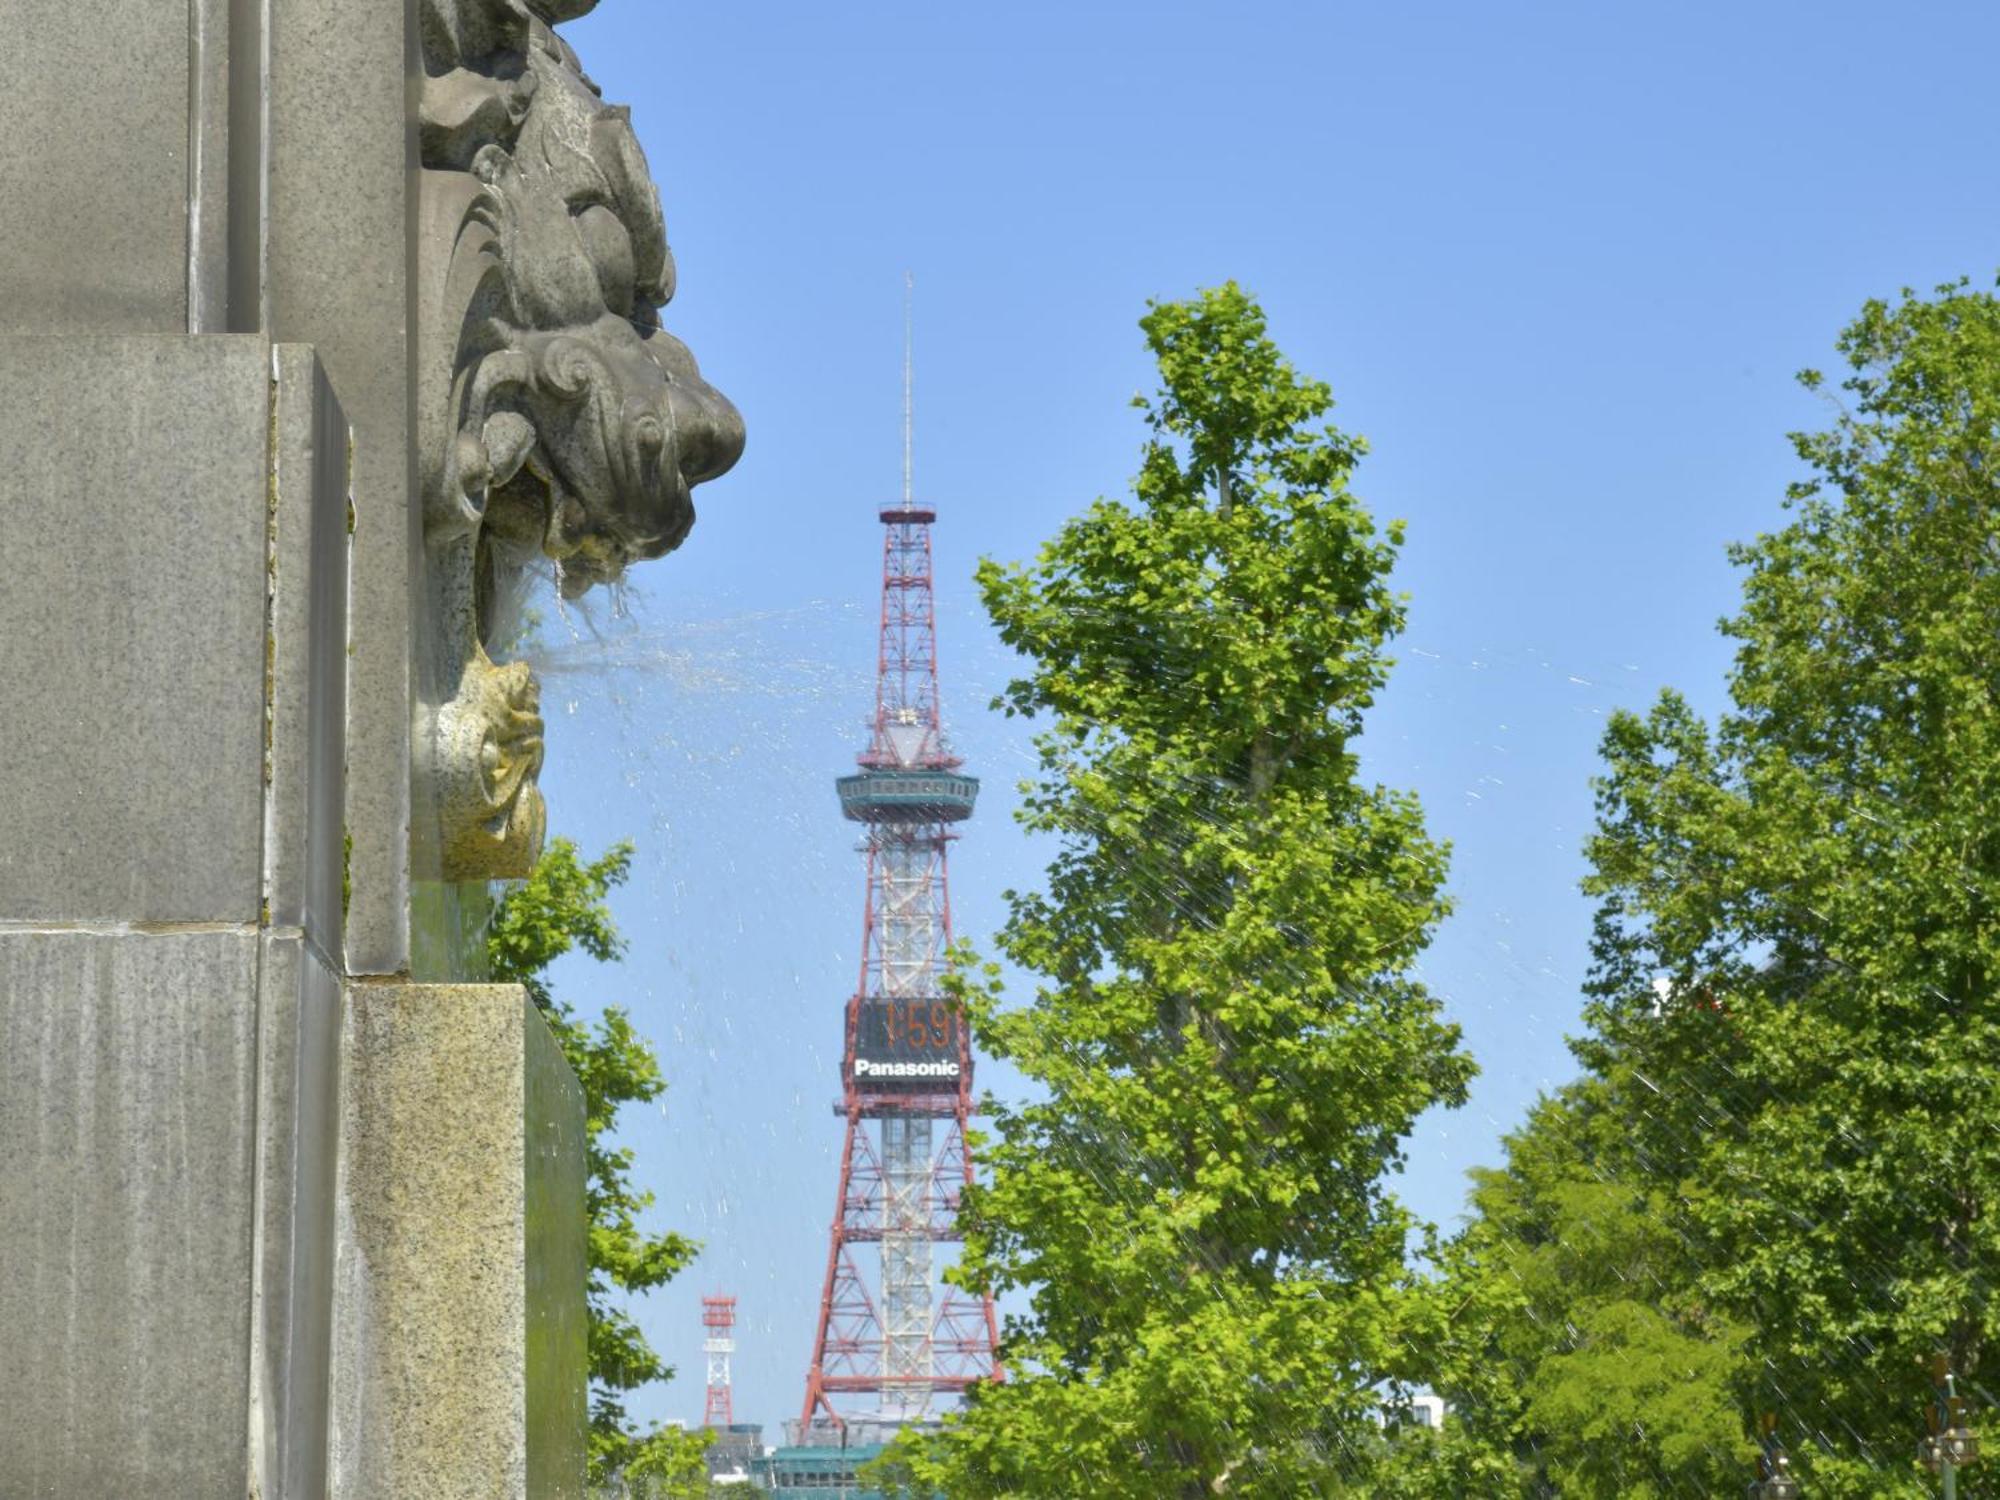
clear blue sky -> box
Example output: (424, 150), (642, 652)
(532, 0), (2000, 1436)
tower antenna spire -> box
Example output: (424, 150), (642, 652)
(901, 270), (914, 510)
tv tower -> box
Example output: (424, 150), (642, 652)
(798, 275), (1002, 1436)
(702, 1294), (737, 1429)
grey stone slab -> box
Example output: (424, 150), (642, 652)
(188, 0), (234, 331)
(527, 992), (590, 1497)
(330, 983), (586, 1499)
(267, 344), (352, 951)
(0, 337), (270, 922)
(0, 927), (261, 1495)
(267, 0), (417, 977)
(251, 933), (345, 1500)
(223, 0), (269, 331)
(0, 4), (194, 332)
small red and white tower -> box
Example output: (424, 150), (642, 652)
(702, 1294), (737, 1429)
(798, 276), (1002, 1437)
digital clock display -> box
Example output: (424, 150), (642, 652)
(852, 997), (965, 1089)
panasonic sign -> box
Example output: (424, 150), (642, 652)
(853, 1058), (961, 1080)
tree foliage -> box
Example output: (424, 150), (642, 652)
(880, 284), (1473, 1498)
(1400, 1083), (1749, 1497)
(1434, 279), (2000, 1494)
(487, 837), (711, 1491)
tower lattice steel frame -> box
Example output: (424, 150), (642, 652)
(702, 1294), (737, 1429)
(798, 292), (1001, 1435)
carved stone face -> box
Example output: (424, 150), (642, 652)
(457, 23), (744, 601)
(417, 0), (744, 879)
(428, 14), (744, 606)
(482, 318), (741, 600)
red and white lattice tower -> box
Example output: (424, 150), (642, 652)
(702, 1294), (737, 1428)
(799, 276), (1002, 1436)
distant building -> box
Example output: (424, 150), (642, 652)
(1373, 1390), (1449, 1433)
(747, 1420), (942, 1499)
(751, 1439), (886, 1497)
(705, 1422), (766, 1486)
(1405, 1393), (1448, 1430)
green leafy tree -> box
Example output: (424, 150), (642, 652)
(486, 837), (712, 1491)
(880, 284), (1474, 1497)
(1394, 1081), (1749, 1498)
(1561, 279), (2000, 1490)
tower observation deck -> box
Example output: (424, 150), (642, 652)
(796, 281), (1001, 1439)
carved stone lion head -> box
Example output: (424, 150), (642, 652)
(417, 0), (744, 879)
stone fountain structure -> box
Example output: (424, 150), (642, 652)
(0, 2), (742, 1494)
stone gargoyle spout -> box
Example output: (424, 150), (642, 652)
(415, 0), (744, 880)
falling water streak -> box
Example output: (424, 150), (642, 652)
(522, 573), (1711, 1440)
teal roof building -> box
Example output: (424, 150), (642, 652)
(751, 1441), (888, 1497)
